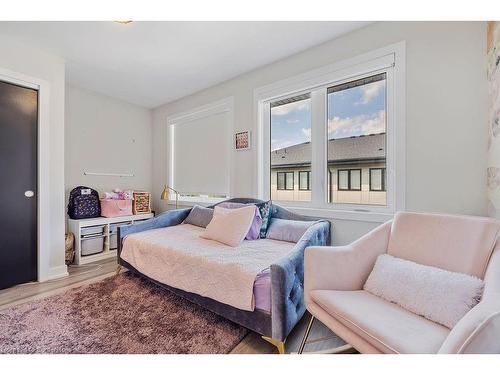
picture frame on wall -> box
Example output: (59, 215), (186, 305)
(235, 130), (251, 150)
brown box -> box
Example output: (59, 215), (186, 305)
(133, 191), (151, 214)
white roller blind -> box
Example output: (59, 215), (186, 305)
(172, 111), (230, 195)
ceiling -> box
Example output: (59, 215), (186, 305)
(0, 21), (370, 108)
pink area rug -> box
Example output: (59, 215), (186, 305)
(0, 273), (248, 353)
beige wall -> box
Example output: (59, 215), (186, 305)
(270, 164), (386, 205)
(65, 85), (153, 199)
(271, 168), (312, 202)
(329, 164), (386, 205)
(152, 22), (487, 245)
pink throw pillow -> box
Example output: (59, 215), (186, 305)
(201, 205), (256, 247)
(217, 202), (262, 240)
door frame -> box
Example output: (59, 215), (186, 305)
(0, 67), (51, 282)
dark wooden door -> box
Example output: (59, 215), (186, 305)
(0, 79), (38, 290)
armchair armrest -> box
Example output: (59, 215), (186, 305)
(439, 244), (500, 353)
(304, 220), (391, 304)
(117, 208), (191, 258)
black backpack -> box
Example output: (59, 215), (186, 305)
(67, 186), (101, 219)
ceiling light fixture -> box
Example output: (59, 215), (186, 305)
(113, 21), (133, 25)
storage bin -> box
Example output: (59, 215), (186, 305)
(109, 221), (130, 250)
(81, 225), (105, 256)
(100, 199), (133, 218)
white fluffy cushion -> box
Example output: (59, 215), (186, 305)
(200, 205), (255, 247)
(364, 254), (484, 329)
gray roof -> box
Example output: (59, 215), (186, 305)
(271, 133), (386, 168)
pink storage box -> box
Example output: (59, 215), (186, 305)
(100, 199), (133, 217)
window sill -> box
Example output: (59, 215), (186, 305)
(276, 204), (395, 223)
(165, 197), (225, 208)
(164, 198), (394, 222)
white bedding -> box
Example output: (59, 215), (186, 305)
(120, 223), (295, 311)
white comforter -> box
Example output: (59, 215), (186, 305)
(120, 223), (295, 311)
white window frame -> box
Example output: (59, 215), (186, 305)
(167, 97), (234, 206)
(254, 42), (406, 222)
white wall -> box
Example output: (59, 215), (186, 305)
(152, 21), (487, 245)
(65, 85), (153, 197)
(0, 35), (66, 278)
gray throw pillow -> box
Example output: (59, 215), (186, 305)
(183, 205), (214, 228)
(266, 218), (313, 243)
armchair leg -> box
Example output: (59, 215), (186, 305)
(298, 315), (315, 354)
(262, 336), (286, 354)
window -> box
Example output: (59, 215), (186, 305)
(299, 171), (311, 190)
(338, 170), (349, 190)
(350, 169), (361, 190)
(328, 73), (386, 204)
(328, 170), (333, 203)
(257, 44), (405, 219)
(168, 98), (232, 203)
(277, 171), (294, 190)
(270, 94), (311, 201)
(277, 172), (285, 190)
(337, 169), (361, 191)
(370, 168), (386, 191)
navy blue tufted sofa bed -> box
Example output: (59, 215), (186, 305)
(117, 198), (330, 353)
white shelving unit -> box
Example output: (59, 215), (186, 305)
(68, 213), (154, 265)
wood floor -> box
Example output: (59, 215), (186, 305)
(0, 258), (349, 354)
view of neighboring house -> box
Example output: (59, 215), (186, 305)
(269, 72), (387, 206)
(271, 133), (386, 205)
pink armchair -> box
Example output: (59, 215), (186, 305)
(301, 212), (500, 354)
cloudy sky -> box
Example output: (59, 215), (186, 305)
(271, 79), (386, 151)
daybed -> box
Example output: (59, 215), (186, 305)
(117, 198), (330, 353)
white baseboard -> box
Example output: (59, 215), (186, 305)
(43, 265), (69, 281)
